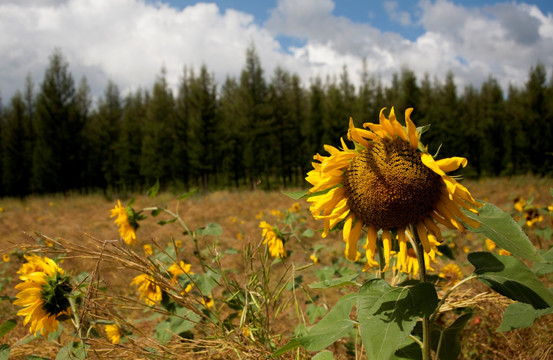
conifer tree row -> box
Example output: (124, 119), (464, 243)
(0, 48), (552, 197)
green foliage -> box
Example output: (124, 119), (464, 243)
(55, 341), (87, 360)
(497, 302), (553, 331)
(0, 345), (9, 360)
(463, 202), (545, 263)
(358, 280), (438, 360)
(0, 319), (16, 338)
(430, 313), (472, 360)
(468, 252), (553, 309)
(273, 293), (357, 356)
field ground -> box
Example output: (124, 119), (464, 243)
(1, 175), (553, 359)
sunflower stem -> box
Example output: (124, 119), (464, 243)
(411, 228), (431, 360)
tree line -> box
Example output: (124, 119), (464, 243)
(0, 47), (552, 198)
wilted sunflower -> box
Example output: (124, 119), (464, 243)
(131, 274), (162, 306)
(306, 107), (481, 271)
(14, 255), (72, 336)
(110, 200), (138, 246)
(259, 221), (286, 258)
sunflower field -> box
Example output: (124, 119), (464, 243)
(1, 106), (553, 359)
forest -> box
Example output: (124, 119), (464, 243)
(0, 47), (552, 197)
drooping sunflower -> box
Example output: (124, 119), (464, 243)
(131, 273), (163, 306)
(110, 200), (138, 246)
(13, 255), (72, 336)
(306, 107), (481, 271)
(259, 221), (286, 258)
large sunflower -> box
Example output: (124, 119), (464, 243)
(14, 255), (72, 336)
(306, 107), (481, 271)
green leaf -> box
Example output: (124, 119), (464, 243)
(282, 189), (310, 200)
(309, 274), (359, 289)
(25, 356), (50, 360)
(196, 222), (223, 237)
(0, 345), (9, 360)
(0, 319), (16, 338)
(462, 203), (544, 263)
(178, 188), (197, 201)
(146, 180), (160, 198)
(55, 341), (87, 360)
(431, 313), (472, 360)
(533, 247), (553, 276)
(468, 252), (553, 309)
(497, 302), (553, 331)
(272, 293), (357, 356)
(157, 217), (177, 226)
(306, 304), (327, 324)
(391, 337), (422, 360)
(191, 269), (220, 294)
(357, 280), (438, 360)
(312, 350), (334, 360)
(155, 307), (200, 344)
(301, 229), (315, 238)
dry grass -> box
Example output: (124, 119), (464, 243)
(1, 174), (552, 359)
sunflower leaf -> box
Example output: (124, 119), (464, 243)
(468, 252), (553, 309)
(0, 345), (9, 360)
(358, 280), (438, 360)
(462, 202), (545, 263)
(430, 312), (472, 360)
(497, 302), (553, 331)
(272, 293), (357, 356)
(282, 189), (310, 200)
(0, 319), (16, 338)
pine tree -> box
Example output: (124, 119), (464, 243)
(2, 92), (33, 196)
(219, 76), (245, 188)
(188, 65), (219, 191)
(117, 90), (146, 190)
(87, 81), (122, 190)
(238, 45), (270, 189)
(33, 49), (83, 193)
(140, 69), (175, 187)
(172, 67), (192, 190)
(524, 63), (551, 173)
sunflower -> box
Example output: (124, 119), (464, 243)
(110, 200), (138, 246)
(168, 261), (194, 293)
(105, 324), (121, 344)
(438, 263), (464, 284)
(306, 107), (481, 271)
(395, 233), (441, 277)
(13, 255), (72, 336)
(259, 221), (286, 258)
(131, 274), (162, 306)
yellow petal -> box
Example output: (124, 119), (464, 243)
(404, 108), (418, 148)
(435, 157), (468, 173)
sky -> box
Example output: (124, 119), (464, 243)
(1, 0), (552, 102)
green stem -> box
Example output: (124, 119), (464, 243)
(410, 228), (431, 360)
(429, 274), (477, 323)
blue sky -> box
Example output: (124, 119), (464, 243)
(1, 0), (552, 100)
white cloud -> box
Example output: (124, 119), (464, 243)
(384, 0), (413, 26)
(0, 0), (283, 100)
(0, 0), (552, 103)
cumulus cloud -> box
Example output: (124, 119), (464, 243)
(0, 0), (283, 99)
(0, 0), (552, 102)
